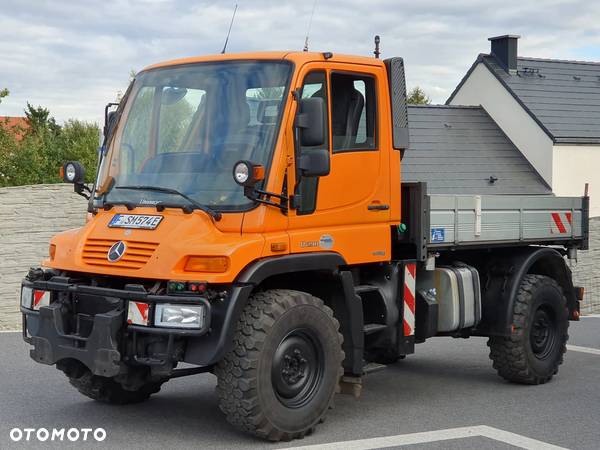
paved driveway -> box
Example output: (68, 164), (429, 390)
(0, 317), (599, 449)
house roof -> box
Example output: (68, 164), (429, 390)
(0, 116), (29, 140)
(447, 54), (600, 144)
(403, 105), (551, 194)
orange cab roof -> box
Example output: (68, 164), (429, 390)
(142, 51), (384, 72)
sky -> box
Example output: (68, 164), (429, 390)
(1, 0), (600, 124)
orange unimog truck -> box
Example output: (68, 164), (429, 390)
(21, 47), (588, 441)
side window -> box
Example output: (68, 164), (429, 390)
(246, 87), (285, 126)
(297, 71), (329, 215)
(330, 73), (376, 152)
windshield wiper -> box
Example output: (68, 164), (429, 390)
(115, 185), (222, 221)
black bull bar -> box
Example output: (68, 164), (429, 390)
(21, 277), (212, 377)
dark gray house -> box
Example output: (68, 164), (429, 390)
(447, 35), (600, 217)
(403, 105), (550, 195)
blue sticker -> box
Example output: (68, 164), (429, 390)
(431, 228), (445, 243)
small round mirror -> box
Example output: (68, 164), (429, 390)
(162, 87), (188, 105)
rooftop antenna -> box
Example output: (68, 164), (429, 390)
(221, 4), (238, 54)
(374, 35), (380, 58)
(303, 0), (318, 51)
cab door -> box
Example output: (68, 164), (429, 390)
(288, 63), (391, 264)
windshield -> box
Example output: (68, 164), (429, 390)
(97, 60), (292, 210)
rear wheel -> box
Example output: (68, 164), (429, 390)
(215, 289), (344, 441)
(488, 274), (569, 385)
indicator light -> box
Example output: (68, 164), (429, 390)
(167, 281), (208, 294)
(188, 282), (208, 293)
(168, 281), (187, 293)
(271, 242), (287, 252)
(184, 256), (230, 273)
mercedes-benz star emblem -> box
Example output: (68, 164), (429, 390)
(107, 241), (127, 262)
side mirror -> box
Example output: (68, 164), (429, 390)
(104, 110), (118, 138)
(104, 102), (119, 138)
(298, 148), (330, 177)
(61, 161), (85, 184)
(232, 160), (265, 188)
(296, 97), (325, 147)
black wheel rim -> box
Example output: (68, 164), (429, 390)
(530, 306), (557, 360)
(271, 328), (324, 409)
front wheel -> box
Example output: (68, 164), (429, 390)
(488, 274), (569, 385)
(215, 289), (344, 441)
(67, 370), (164, 404)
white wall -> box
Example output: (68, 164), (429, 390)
(449, 63), (554, 186)
(0, 184), (87, 330)
(553, 145), (600, 217)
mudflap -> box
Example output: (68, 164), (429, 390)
(27, 303), (124, 378)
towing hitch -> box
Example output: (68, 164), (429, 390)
(26, 303), (124, 378)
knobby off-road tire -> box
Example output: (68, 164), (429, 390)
(215, 289), (344, 442)
(488, 274), (569, 385)
(67, 370), (164, 404)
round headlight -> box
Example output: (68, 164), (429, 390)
(61, 161), (85, 184)
(233, 161), (250, 185)
(65, 163), (77, 182)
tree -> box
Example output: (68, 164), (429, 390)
(24, 103), (60, 135)
(58, 120), (101, 180)
(0, 88), (8, 104)
(407, 87), (431, 105)
(0, 103), (100, 187)
(116, 69), (137, 102)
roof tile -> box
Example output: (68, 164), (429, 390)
(482, 55), (600, 144)
(403, 105), (551, 194)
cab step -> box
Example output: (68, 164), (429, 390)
(363, 323), (387, 335)
(354, 284), (380, 295)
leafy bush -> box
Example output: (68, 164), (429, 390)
(0, 102), (100, 187)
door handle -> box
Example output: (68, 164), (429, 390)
(368, 203), (389, 211)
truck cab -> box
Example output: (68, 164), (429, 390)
(49, 52), (400, 279)
(20, 51), (587, 442)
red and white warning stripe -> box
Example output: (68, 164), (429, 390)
(403, 263), (416, 336)
(550, 212), (572, 235)
(127, 301), (149, 326)
(32, 290), (50, 310)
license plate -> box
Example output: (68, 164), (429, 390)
(108, 214), (163, 230)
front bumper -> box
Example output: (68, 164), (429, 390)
(21, 276), (211, 377)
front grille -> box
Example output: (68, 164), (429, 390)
(82, 239), (159, 270)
